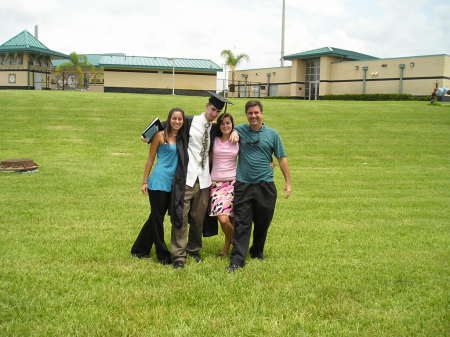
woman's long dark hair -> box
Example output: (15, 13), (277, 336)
(164, 107), (185, 143)
(216, 112), (234, 137)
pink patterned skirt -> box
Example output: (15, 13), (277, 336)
(209, 180), (236, 216)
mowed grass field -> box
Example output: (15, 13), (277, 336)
(0, 90), (449, 337)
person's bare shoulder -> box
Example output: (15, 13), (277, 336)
(155, 130), (165, 143)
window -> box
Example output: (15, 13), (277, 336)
(304, 58), (320, 99)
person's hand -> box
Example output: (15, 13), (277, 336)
(284, 183), (292, 199)
(141, 136), (150, 143)
(140, 183), (149, 194)
(229, 130), (239, 143)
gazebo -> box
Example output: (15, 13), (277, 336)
(0, 30), (68, 90)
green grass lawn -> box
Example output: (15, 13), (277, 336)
(0, 90), (449, 337)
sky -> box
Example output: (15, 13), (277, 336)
(1, 0), (449, 76)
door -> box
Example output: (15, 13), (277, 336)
(308, 81), (319, 100)
(34, 72), (42, 90)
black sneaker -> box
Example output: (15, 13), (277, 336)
(131, 253), (150, 259)
(226, 264), (242, 272)
(189, 254), (202, 263)
(173, 261), (185, 269)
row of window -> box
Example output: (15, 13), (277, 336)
(0, 54), (52, 67)
(0, 54), (23, 65)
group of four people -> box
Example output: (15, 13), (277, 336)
(131, 92), (291, 271)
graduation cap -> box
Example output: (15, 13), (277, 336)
(207, 91), (232, 112)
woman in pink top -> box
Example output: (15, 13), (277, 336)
(210, 113), (239, 256)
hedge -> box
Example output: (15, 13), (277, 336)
(322, 94), (430, 101)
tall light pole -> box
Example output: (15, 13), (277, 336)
(171, 58), (175, 95)
(223, 63), (227, 97)
(280, 0), (285, 66)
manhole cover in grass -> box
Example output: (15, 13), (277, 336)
(0, 158), (39, 173)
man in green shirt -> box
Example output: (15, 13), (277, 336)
(227, 100), (292, 271)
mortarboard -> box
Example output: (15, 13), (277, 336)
(207, 91), (232, 112)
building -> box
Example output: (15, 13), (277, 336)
(0, 30), (222, 95)
(100, 55), (220, 96)
(0, 30), (68, 90)
(229, 47), (450, 99)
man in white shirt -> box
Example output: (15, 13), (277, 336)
(171, 92), (233, 269)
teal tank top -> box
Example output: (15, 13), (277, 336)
(148, 143), (178, 192)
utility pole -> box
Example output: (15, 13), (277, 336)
(171, 58), (175, 95)
(280, 0), (285, 66)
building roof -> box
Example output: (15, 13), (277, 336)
(99, 55), (222, 72)
(283, 47), (378, 61)
(52, 54), (222, 72)
(51, 53), (125, 67)
(0, 30), (68, 58)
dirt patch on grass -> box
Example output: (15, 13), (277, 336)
(47, 125), (84, 131)
(111, 152), (130, 156)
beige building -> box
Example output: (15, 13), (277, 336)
(99, 55), (220, 95)
(1, 30), (222, 95)
(0, 30), (68, 90)
(52, 54), (221, 95)
(230, 47), (450, 99)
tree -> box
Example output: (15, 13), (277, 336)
(55, 52), (95, 90)
(220, 50), (249, 93)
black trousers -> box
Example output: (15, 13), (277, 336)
(230, 181), (277, 267)
(131, 190), (171, 261)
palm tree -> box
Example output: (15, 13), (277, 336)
(221, 50), (249, 94)
(55, 52), (94, 90)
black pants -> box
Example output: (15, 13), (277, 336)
(131, 190), (171, 262)
(230, 181), (277, 267)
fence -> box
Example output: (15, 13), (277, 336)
(217, 78), (293, 98)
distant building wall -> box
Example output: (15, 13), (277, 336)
(228, 66), (292, 97)
(0, 52), (52, 89)
(233, 54), (449, 98)
(319, 56), (342, 96)
(329, 55), (449, 96)
(444, 56), (450, 88)
(104, 68), (217, 95)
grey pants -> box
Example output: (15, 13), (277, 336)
(171, 182), (209, 263)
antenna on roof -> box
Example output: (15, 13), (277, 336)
(34, 25), (39, 39)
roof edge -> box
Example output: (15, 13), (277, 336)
(101, 64), (221, 72)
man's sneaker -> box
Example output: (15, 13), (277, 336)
(173, 261), (185, 269)
(131, 253), (150, 259)
(189, 254), (202, 263)
(226, 264), (242, 272)
(250, 254), (264, 261)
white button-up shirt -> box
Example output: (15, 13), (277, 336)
(186, 113), (212, 189)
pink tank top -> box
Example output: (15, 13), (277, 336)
(210, 137), (239, 181)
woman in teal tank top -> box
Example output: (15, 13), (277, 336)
(131, 108), (185, 264)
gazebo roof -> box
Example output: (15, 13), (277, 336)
(0, 30), (68, 58)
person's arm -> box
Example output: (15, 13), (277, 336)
(277, 156), (292, 199)
(229, 130), (239, 143)
(142, 121), (168, 144)
(140, 132), (162, 194)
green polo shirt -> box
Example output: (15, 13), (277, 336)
(235, 124), (286, 184)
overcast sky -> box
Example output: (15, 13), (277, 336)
(1, 0), (449, 74)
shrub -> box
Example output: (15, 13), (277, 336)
(323, 94), (430, 101)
